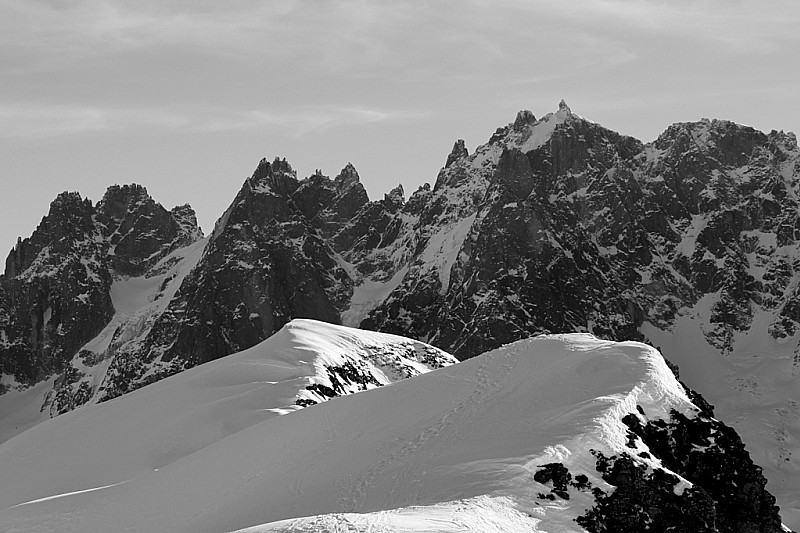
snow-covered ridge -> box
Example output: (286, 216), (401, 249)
(1, 330), (786, 532)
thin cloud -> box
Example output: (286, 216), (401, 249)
(0, 103), (188, 139)
(203, 107), (429, 137)
(0, 1), (643, 84)
(3, 0), (797, 72)
(0, 1), (282, 65)
(0, 101), (426, 140)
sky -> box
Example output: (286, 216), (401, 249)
(1, 0), (799, 257)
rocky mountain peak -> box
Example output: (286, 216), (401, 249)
(445, 139), (469, 168)
(271, 156), (294, 175)
(247, 157), (273, 189)
(334, 162), (361, 189)
(96, 183), (153, 228)
(94, 183), (201, 276)
(47, 191), (95, 233)
(289, 163), (368, 226)
(97, 183), (149, 209)
(652, 118), (776, 173)
(247, 157), (299, 197)
(50, 190), (91, 210)
(329, 164), (369, 220)
(170, 204), (203, 240)
(512, 109), (537, 131)
(4, 191), (96, 279)
(485, 101), (595, 161)
(0, 180), (203, 392)
(384, 184), (405, 209)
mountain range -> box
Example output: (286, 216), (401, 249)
(0, 101), (797, 530)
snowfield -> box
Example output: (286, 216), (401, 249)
(0, 323), (718, 532)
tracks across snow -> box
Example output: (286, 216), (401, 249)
(234, 495), (539, 533)
(338, 349), (516, 513)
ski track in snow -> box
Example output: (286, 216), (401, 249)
(9, 480), (131, 509)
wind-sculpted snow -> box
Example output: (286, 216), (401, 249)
(0, 331), (787, 531)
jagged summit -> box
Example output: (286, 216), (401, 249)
(334, 162), (361, 188)
(97, 182), (149, 205)
(445, 139), (469, 168)
(4, 191), (96, 279)
(384, 183), (405, 206)
(481, 100), (593, 158)
(246, 157), (299, 197)
(512, 109), (536, 130)
(513, 100), (571, 133)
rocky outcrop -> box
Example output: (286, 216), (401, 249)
(621, 406), (785, 532)
(534, 401), (786, 532)
(577, 451), (719, 532)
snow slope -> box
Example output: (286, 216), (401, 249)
(0, 378), (52, 444)
(0, 330), (726, 532)
(0, 319), (453, 521)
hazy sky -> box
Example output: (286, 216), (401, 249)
(1, 0), (799, 257)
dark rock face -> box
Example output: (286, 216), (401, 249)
(533, 463), (573, 500)
(0, 192), (113, 382)
(622, 407), (785, 533)
(300, 361), (382, 406)
(578, 451), (719, 532)
(364, 107), (652, 357)
(292, 163), (369, 237)
(446, 139), (469, 168)
(96, 184), (200, 276)
(295, 337), (453, 407)
(531, 402), (786, 532)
